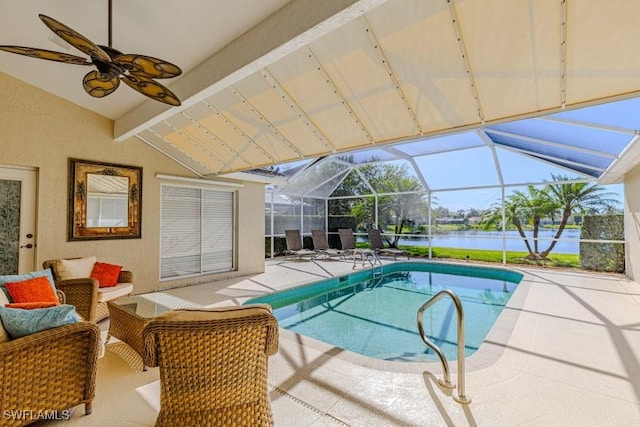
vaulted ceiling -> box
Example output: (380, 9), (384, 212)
(3, 0), (640, 181)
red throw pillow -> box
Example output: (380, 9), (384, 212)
(91, 262), (123, 287)
(5, 302), (60, 309)
(4, 276), (59, 303)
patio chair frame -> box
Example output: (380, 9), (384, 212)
(284, 229), (316, 260)
(311, 230), (344, 260)
(367, 228), (409, 260)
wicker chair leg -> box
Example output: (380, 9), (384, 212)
(85, 402), (93, 415)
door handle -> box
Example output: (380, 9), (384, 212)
(20, 244), (34, 249)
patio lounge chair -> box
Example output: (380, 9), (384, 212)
(311, 230), (344, 260)
(367, 228), (409, 260)
(338, 228), (357, 256)
(284, 229), (316, 260)
(339, 228), (380, 267)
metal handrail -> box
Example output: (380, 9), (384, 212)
(352, 248), (382, 272)
(416, 289), (471, 404)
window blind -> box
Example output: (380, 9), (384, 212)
(161, 185), (234, 279)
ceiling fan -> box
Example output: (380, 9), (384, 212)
(0, 7), (182, 106)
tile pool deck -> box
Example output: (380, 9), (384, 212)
(58, 259), (640, 426)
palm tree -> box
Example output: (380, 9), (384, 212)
(481, 185), (558, 259)
(539, 174), (620, 258)
(482, 175), (620, 260)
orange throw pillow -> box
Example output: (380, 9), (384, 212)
(91, 262), (123, 287)
(5, 302), (59, 309)
(4, 276), (59, 303)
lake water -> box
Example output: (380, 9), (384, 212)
(395, 228), (582, 254)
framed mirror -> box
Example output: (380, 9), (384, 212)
(68, 158), (142, 241)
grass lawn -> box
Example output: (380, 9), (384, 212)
(376, 244), (581, 268)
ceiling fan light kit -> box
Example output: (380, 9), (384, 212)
(0, 13), (182, 106)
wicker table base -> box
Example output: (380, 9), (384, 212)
(106, 293), (200, 370)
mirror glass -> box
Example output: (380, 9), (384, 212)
(86, 174), (129, 227)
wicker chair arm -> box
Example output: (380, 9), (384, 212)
(118, 270), (133, 283)
(0, 321), (100, 356)
(54, 278), (99, 322)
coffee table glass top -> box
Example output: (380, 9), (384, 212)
(110, 293), (201, 319)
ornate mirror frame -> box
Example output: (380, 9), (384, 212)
(68, 158), (142, 241)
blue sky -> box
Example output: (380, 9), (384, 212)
(413, 146), (624, 211)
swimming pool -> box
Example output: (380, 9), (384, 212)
(247, 262), (523, 362)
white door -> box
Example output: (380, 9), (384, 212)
(0, 166), (37, 274)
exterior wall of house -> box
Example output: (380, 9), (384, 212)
(0, 72), (265, 294)
(624, 164), (640, 281)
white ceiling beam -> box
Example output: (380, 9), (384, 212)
(600, 134), (640, 184)
(114, 0), (389, 141)
(476, 130), (504, 186)
(381, 146), (431, 191)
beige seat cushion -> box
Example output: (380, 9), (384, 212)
(157, 304), (272, 321)
(56, 256), (97, 280)
(97, 282), (133, 303)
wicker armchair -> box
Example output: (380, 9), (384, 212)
(142, 305), (279, 427)
(0, 321), (100, 426)
(43, 258), (134, 322)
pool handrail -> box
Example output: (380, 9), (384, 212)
(416, 288), (472, 404)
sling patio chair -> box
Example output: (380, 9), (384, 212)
(339, 228), (380, 267)
(367, 228), (409, 260)
(338, 228), (357, 257)
(284, 229), (316, 260)
(311, 230), (344, 260)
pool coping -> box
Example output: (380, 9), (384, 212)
(259, 260), (533, 374)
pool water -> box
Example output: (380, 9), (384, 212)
(247, 262), (523, 362)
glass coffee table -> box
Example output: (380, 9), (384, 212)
(106, 293), (200, 370)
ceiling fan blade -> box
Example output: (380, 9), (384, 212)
(39, 14), (110, 62)
(82, 70), (120, 98)
(0, 46), (92, 65)
(122, 74), (181, 106)
(114, 54), (182, 79)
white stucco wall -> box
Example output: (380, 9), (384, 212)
(0, 72), (265, 294)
